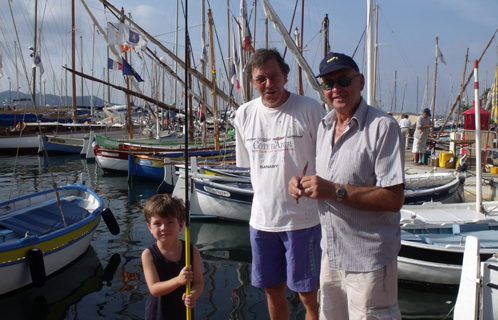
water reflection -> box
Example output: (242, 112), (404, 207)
(0, 155), (465, 319)
(0, 246), (120, 320)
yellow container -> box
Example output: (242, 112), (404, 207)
(439, 151), (454, 168)
(491, 167), (498, 174)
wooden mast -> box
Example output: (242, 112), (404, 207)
(323, 14), (329, 57)
(201, 0), (207, 147)
(120, 7), (133, 139)
(208, 9), (220, 150)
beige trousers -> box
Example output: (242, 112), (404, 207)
(319, 251), (401, 320)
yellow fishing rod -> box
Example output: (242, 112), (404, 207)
(184, 1), (191, 319)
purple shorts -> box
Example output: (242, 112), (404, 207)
(250, 224), (321, 292)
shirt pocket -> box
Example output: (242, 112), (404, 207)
(332, 149), (374, 186)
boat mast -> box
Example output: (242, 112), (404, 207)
(121, 8), (133, 139)
(366, 0), (374, 106)
(81, 35), (84, 109)
(91, 23), (96, 118)
(431, 36), (439, 131)
(201, 0), (207, 147)
(394, 70), (396, 112)
(474, 60), (482, 213)
(32, 0), (38, 107)
(294, 28), (302, 95)
(72, 0), (77, 122)
(373, 3), (379, 104)
(298, 0), (304, 95)
(208, 9), (220, 150)
(323, 14), (329, 57)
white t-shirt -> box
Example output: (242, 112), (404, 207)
(399, 118), (412, 128)
(234, 93), (326, 232)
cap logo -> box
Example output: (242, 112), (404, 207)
(327, 57), (338, 63)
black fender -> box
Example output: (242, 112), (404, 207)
(27, 248), (46, 288)
(102, 207), (120, 235)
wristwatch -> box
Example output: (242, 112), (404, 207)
(336, 184), (346, 202)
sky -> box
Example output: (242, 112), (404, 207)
(0, 0), (497, 118)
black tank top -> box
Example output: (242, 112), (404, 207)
(144, 241), (195, 320)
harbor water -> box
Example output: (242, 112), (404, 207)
(0, 154), (458, 320)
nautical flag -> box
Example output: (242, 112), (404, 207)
(122, 57), (144, 82)
(240, 0), (253, 52)
(107, 22), (119, 45)
(0, 48), (3, 78)
(231, 27), (240, 92)
(118, 23), (147, 52)
(491, 64), (498, 124)
(32, 52), (44, 75)
(108, 58), (122, 70)
(200, 35), (208, 63)
(436, 45), (446, 65)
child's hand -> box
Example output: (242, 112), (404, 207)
(183, 292), (197, 308)
(177, 266), (193, 285)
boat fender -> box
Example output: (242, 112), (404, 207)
(15, 121), (26, 131)
(27, 248), (46, 287)
(102, 207), (120, 235)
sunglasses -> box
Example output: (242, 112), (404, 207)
(320, 74), (360, 91)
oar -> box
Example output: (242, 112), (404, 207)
(183, 1), (191, 319)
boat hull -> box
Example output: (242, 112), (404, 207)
(0, 183), (111, 295)
(0, 218), (99, 295)
(194, 178), (253, 222)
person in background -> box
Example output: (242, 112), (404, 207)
(141, 194), (204, 320)
(289, 52), (404, 320)
(234, 48), (325, 320)
(399, 114), (412, 149)
(412, 108), (433, 165)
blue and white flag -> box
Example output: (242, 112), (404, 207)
(118, 23), (147, 51)
(32, 52), (44, 75)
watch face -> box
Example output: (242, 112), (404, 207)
(337, 188), (346, 198)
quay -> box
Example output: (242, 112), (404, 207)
(403, 149), (498, 202)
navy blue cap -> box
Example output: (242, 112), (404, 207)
(316, 52), (360, 78)
(423, 108), (431, 116)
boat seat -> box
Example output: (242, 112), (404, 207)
(459, 230), (498, 249)
(400, 230), (423, 242)
(418, 234), (467, 247)
(418, 230), (498, 249)
(452, 223), (490, 234)
(0, 227), (16, 243)
(0, 200), (89, 237)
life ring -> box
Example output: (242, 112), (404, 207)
(27, 248), (46, 287)
(15, 121), (26, 131)
(102, 207), (120, 235)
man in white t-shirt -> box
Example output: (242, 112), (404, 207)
(399, 114), (412, 149)
(234, 48), (326, 320)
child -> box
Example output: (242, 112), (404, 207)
(142, 194), (204, 320)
